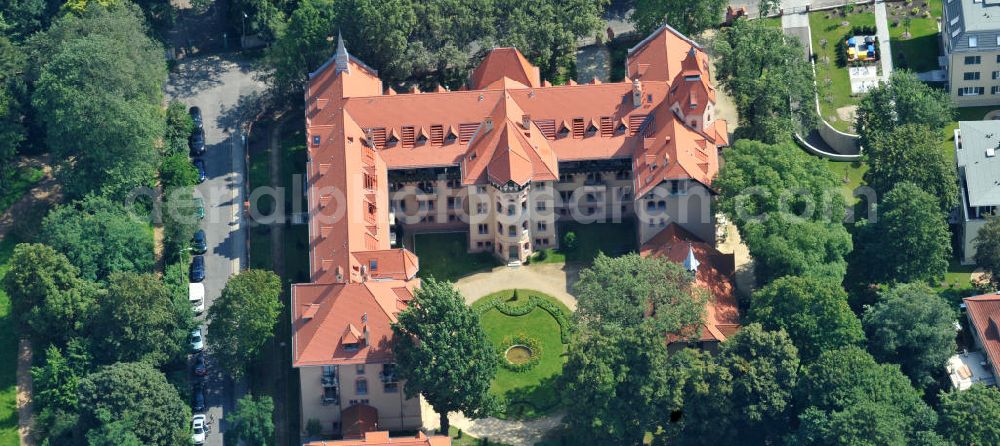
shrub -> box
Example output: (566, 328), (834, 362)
(536, 249), (548, 261)
(500, 333), (542, 372)
(305, 418), (322, 437)
(563, 231), (577, 250)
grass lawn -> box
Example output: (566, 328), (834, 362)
(809, 8), (876, 133)
(825, 159), (868, 204)
(556, 221), (637, 265)
(472, 290), (571, 420)
(0, 237), (22, 445)
(759, 17), (782, 29)
(938, 257), (975, 292)
(887, 0), (942, 72)
(410, 232), (500, 281)
(0, 166), (43, 214)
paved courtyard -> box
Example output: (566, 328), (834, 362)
(454, 263), (579, 309)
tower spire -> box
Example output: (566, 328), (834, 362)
(334, 31), (351, 75)
(683, 243), (700, 274)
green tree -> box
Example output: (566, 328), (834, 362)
(163, 101), (193, 156)
(77, 362), (190, 446)
(39, 195), (155, 281)
(758, 0), (780, 17)
(673, 324), (799, 445)
(32, 343), (89, 414)
(161, 186), (200, 263)
(573, 253), (707, 335)
(748, 276), (863, 361)
(159, 153), (199, 191)
(85, 418), (144, 446)
(862, 283), (955, 390)
(92, 272), (192, 366)
(0, 0), (59, 40)
(863, 124), (958, 213)
(795, 346), (937, 440)
(563, 324), (687, 445)
(852, 182), (951, 285)
(265, 0), (339, 98)
(974, 214), (1000, 287)
(856, 71), (954, 148)
(207, 269), (283, 378)
(30, 3), (166, 199)
(0, 36), (27, 187)
(715, 139), (851, 284)
(713, 18), (816, 143)
(392, 278), (498, 434)
(793, 401), (911, 446)
(632, 0), (726, 36)
(230, 394), (275, 446)
(2, 243), (101, 343)
(938, 385), (1000, 446)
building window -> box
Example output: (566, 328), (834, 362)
(478, 224), (489, 235)
(993, 71), (1000, 80)
(537, 222), (547, 232)
(559, 173), (574, 183)
(669, 180), (689, 195)
(356, 364), (365, 374)
(992, 86), (1000, 95)
(476, 203), (487, 214)
(616, 170), (630, 180)
(508, 226), (517, 236)
(344, 342), (360, 352)
(536, 201), (546, 211)
(447, 197), (457, 209)
(369, 260), (378, 271)
(965, 55), (982, 65)
(312, 135), (321, 145)
(476, 241), (483, 247)
(969, 35), (979, 47)
(958, 86), (985, 96)
(356, 378), (368, 396)
(384, 382), (398, 393)
(497, 222), (502, 233)
(964, 72), (981, 81)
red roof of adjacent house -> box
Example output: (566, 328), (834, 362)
(964, 294), (1000, 371)
(640, 223), (740, 343)
(628, 24), (706, 83)
(304, 431), (450, 446)
(341, 404), (380, 439)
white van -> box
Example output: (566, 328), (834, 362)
(189, 283), (205, 314)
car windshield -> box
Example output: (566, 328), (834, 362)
(194, 426), (204, 434)
(192, 333), (201, 342)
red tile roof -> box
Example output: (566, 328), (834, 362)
(304, 431), (450, 446)
(640, 223), (740, 343)
(965, 294), (1000, 372)
(469, 48), (541, 90)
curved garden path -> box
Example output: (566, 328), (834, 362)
(420, 398), (564, 446)
(453, 263), (579, 310)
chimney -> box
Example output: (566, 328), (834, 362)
(484, 117), (494, 132)
(632, 78), (643, 108)
(522, 115), (531, 131)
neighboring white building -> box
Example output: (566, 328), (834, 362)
(955, 120), (1000, 264)
(941, 0), (1000, 106)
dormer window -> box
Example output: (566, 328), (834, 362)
(312, 135), (321, 145)
(616, 122), (627, 134)
(369, 259), (378, 271)
(417, 133), (428, 144)
(558, 126), (569, 137)
(344, 342), (360, 352)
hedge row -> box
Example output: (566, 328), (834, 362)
(476, 292), (573, 343)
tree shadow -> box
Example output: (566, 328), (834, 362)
(497, 374), (563, 420)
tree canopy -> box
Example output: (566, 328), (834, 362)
(974, 215), (1000, 287)
(92, 272), (192, 366)
(715, 139), (851, 284)
(862, 124), (958, 213)
(230, 394), (275, 446)
(713, 18), (816, 143)
(207, 269), (283, 378)
(573, 253), (707, 335)
(673, 324), (799, 445)
(851, 182), (951, 285)
(77, 362), (189, 446)
(30, 3), (165, 199)
(3, 243), (101, 344)
(795, 347), (937, 441)
(855, 70), (954, 148)
(392, 278), (498, 434)
(631, 0), (727, 36)
(748, 276), (864, 361)
(862, 283), (955, 390)
(938, 385), (1000, 446)
(39, 195), (154, 282)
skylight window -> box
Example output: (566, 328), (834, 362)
(970, 35), (978, 47)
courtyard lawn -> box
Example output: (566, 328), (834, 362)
(473, 290), (571, 420)
(809, 7), (877, 133)
(0, 237), (22, 445)
(411, 232), (500, 281)
(556, 221), (637, 265)
(887, 0), (942, 72)
(0, 166), (43, 214)
(759, 17), (782, 29)
(825, 159), (868, 204)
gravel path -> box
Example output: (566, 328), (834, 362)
(454, 263), (579, 310)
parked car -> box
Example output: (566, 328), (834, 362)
(189, 106), (203, 130)
(191, 229), (207, 254)
(189, 282), (205, 314)
(193, 159), (207, 183)
(190, 328), (204, 352)
(193, 197), (205, 219)
(192, 383), (206, 412)
(189, 128), (205, 156)
(189, 255), (205, 282)
(193, 352), (208, 376)
(192, 414), (206, 445)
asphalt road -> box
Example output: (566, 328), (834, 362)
(165, 54), (265, 446)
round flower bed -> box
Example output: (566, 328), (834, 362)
(500, 333), (541, 372)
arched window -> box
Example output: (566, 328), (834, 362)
(355, 378), (368, 396)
